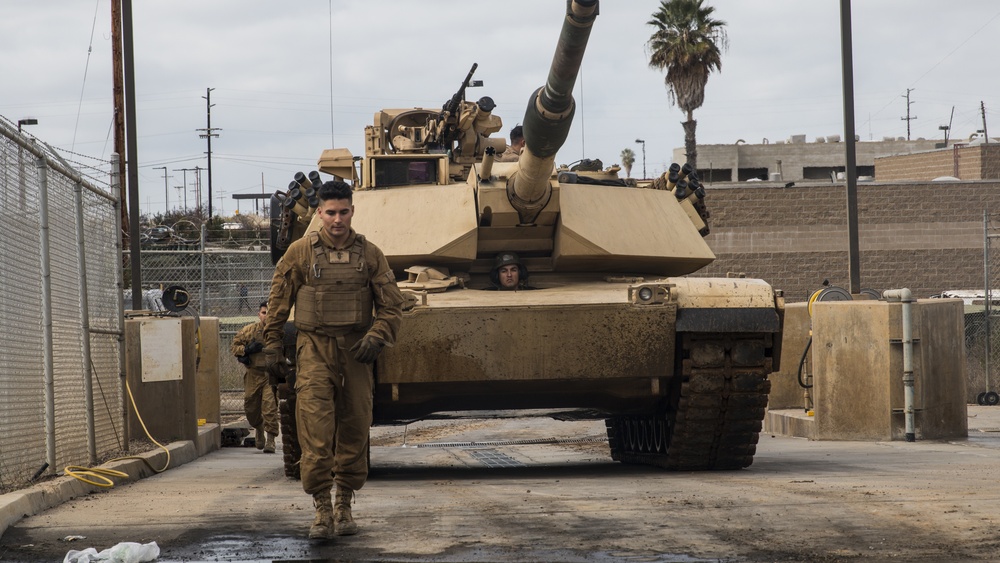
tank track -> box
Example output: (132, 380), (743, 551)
(276, 382), (301, 480)
(606, 332), (773, 470)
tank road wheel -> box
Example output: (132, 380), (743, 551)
(606, 332), (773, 470)
(277, 382), (301, 480)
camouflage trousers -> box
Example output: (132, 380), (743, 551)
(244, 367), (279, 436)
(295, 329), (373, 495)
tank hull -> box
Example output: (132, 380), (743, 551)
(376, 279), (677, 422)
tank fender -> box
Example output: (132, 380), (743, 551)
(669, 277), (782, 333)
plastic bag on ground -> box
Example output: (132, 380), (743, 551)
(64, 541), (159, 563)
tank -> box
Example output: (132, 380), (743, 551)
(269, 0), (784, 473)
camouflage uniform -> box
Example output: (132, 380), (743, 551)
(263, 227), (402, 495)
(231, 320), (279, 439)
(495, 144), (521, 162)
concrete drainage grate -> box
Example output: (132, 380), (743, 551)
(467, 449), (525, 468)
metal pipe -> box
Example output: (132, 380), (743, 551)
(74, 180), (97, 464)
(479, 146), (496, 181)
(37, 155), (56, 473)
(985, 209), (992, 395)
(883, 288), (916, 442)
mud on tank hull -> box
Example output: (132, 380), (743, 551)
(374, 275), (782, 470)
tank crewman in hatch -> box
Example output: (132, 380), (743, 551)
(495, 124), (524, 162)
(231, 301), (278, 454)
(489, 252), (532, 291)
(262, 180), (404, 541)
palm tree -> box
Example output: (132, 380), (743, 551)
(620, 147), (636, 178)
(646, 0), (727, 171)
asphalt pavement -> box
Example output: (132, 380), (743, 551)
(3, 408), (1000, 562)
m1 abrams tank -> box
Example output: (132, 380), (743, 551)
(270, 0), (783, 474)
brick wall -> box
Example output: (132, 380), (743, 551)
(692, 181), (1000, 302)
(876, 144), (1000, 181)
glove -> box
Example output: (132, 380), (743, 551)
(245, 341), (264, 355)
(264, 348), (291, 380)
(349, 335), (385, 364)
(236, 354), (250, 366)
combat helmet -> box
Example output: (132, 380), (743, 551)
(489, 252), (528, 288)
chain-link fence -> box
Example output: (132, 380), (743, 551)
(126, 242), (274, 413)
(0, 117), (122, 491)
(961, 211), (1000, 404)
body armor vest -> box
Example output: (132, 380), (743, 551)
(247, 323), (268, 369)
(294, 232), (374, 335)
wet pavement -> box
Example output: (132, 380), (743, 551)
(3, 409), (1000, 562)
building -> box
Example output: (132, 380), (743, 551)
(674, 135), (944, 183)
(875, 140), (1000, 181)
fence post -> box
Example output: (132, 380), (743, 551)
(112, 154), (129, 451)
(37, 155), (56, 476)
(201, 223), (208, 315)
(74, 180), (97, 465)
(986, 209), (992, 394)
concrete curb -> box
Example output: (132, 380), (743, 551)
(0, 424), (220, 539)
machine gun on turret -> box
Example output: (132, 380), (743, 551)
(434, 63), (479, 150)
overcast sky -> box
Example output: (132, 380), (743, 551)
(2, 1), (997, 216)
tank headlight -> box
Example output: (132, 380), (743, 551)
(629, 283), (672, 305)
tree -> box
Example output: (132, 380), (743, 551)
(646, 0), (727, 171)
(620, 147), (636, 178)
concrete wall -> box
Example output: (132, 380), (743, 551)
(691, 180), (999, 302)
(196, 317), (221, 424)
(769, 302), (812, 411)
(808, 299), (966, 441)
(124, 316), (199, 444)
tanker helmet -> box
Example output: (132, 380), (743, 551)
(490, 252), (528, 287)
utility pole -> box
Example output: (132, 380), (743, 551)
(901, 88), (917, 141)
(840, 0), (861, 294)
(122, 0), (142, 313)
(110, 0), (128, 242)
(197, 87), (221, 218)
(982, 101), (990, 144)
(173, 167), (196, 210)
(635, 138), (646, 179)
(153, 166), (169, 212)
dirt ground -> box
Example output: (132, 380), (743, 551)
(4, 410), (1000, 562)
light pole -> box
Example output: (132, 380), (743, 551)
(635, 138), (646, 179)
(17, 118), (38, 133)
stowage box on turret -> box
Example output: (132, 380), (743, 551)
(269, 0), (783, 473)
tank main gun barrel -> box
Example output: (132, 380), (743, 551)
(508, 0), (598, 225)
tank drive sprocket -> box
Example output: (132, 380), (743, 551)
(606, 332), (773, 470)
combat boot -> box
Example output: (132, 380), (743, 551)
(254, 426), (264, 450)
(263, 433), (276, 454)
(334, 485), (358, 536)
(309, 488), (334, 540)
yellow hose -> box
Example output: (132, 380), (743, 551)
(65, 379), (171, 488)
(807, 288), (824, 318)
